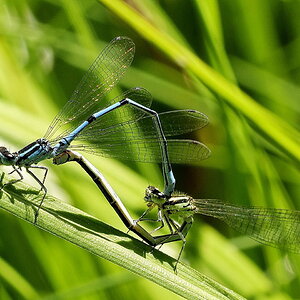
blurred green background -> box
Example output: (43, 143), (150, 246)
(0, 0), (300, 299)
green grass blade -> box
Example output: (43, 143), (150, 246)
(0, 176), (244, 300)
(0, 257), (38, 299)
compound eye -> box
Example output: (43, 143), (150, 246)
(149, 186), (160, 195)
(153, 188), (165, 198)
(0, 147), (15, 164)
(0, 147), (11, 157)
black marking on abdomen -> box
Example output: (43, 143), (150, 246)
(87, 115), (96, 123)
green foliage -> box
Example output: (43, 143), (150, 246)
(0, 177), (244, 300)
(0, 0), (299, 299)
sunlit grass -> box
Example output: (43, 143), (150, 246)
(0, 1), (299, 299)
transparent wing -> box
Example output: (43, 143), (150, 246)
(74, 109), (208, 143)
(69, 139), (211, 164)
(48, 87), (152, 146)
(194, 199), (300, 253)
(48, 85), (209, 164)
(161, 110), (208, 136)
(44, 36), (135, 141)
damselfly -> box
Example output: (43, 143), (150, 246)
(0, 37), (210, 221)
(141, 185), (300, 268)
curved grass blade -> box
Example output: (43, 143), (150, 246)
(0, 173), (244, 300)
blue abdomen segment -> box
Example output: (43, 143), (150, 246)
(51, 97), (176, 196)
(52, 101), (124, 156)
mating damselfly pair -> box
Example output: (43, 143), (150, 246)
(0, 37), (300, 269)
(0, 36), (209, 221)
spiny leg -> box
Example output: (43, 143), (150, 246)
(172, 218), (194, 272)
(1, 166), (23, 190)
(155, 218), (184, 272)
(174, 231), (186, 273)
(134, 206), (166, 234)
(135, 205), (155, 223)
(8, 166), (21, 175)
(147, 214), (177, 252)
(26, 166), (48, 223)
(164, 214), (175, 234)
(28, 165), (48, 190)
(150, 211), (165, 234)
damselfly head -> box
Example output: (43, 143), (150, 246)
(0, 147), (16, 165)
(144, 186), (167, 205)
